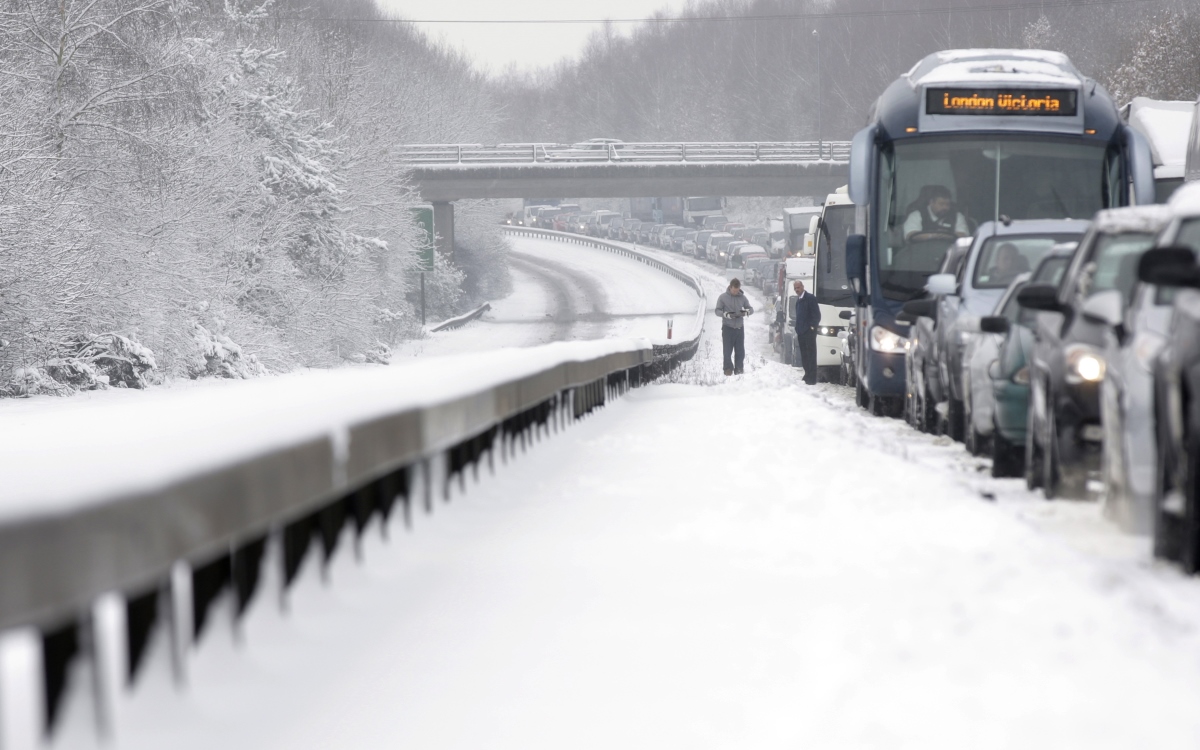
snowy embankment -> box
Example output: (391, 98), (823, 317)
(81, 238), (1200, 750)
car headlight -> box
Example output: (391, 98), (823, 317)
(1012, 366), (1030, 385)
(869, 326), (907, 354)
(1065, 344), (1105, 384)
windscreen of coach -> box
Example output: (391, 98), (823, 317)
(816, 205), (855, 307)
(876, 138), (1111, 301)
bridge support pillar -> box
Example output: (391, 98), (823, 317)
(432, 201), (455, 259)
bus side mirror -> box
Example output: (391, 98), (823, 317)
(846, 234), (866, 298)
(848, 125), (878, 205)
(808, 215), (820, 235)
(1139, 246), (1200, 287)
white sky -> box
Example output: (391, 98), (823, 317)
(375, 0), (688, 74)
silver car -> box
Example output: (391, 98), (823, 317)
(961, 274), (1031, 456)
(1090, 206), (1174, 532)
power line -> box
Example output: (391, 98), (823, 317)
(260, 0), (1157, 25)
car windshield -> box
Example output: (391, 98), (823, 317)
(689, 198), (723, 211)
(1154, 219), (1200, 305)
(973, 234), (1078, 290)
(1077, 231), (1156, 305)
(1033, 256), (1071, 286)
(876, 136), (1113, 300)
(815, 204), (855, 307)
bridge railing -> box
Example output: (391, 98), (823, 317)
(0, 234), (706, 748)
(399, 141), (851, 166)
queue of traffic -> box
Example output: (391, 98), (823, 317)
(829, 48), (1200, 574)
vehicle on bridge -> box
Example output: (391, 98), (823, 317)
(846, 49), (1156, 417)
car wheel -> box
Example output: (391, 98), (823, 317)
(921, 384), (938, 435)
(1043, 408), (1061, 500)
(856, 379), (868, 409)
(991, 428), (1022, 478)
(964, 396), (980, 455)
(781, 337), (794, 366)
(1025, 393), (1043, 491)
(1180, 417), (1200, 574)
(947, 397), (965, 443)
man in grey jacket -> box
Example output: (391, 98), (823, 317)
(715, 278), (753, 375)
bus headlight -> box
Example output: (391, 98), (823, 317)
(869, 326), (907, 354)
(1065, 344), (1105, 384)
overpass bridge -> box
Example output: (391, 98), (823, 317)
(402, 142), (851, 254)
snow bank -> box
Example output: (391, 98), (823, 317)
(0, 338), (650, 519)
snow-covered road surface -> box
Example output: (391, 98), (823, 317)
(81, 242), (1200, 750)
(393, 236), (700, 359)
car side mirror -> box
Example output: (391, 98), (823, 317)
(980, 316), (1010, 334)
(1016, 283), (1065, 312)
(838, 310), (853, 320)
(846, 234), (866, 296)
(925, 273), (958, 297)
(987, 359), (1001, 380)
(1138, 246), (1200, 287)
(902, 299), (937, 320)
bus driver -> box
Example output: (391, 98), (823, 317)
(904, 185), (969, 243)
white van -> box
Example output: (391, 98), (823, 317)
(798, 187), (857, 382)
(778, 257), (815, 368)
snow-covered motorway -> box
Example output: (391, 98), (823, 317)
(59, 233), (1200, 750)
(392, 236), (699, 359)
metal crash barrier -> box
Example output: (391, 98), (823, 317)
(0, 231), (706, 747)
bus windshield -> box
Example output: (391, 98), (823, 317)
(876, 136), (1114, 301)
(816, 204), (856, 307)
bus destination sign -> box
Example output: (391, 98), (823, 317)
(926, 88), (1078, 117)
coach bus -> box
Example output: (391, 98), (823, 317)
(845, 49), (1155, 416)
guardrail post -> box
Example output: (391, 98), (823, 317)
(0, 627), (42, 750)
(754, 143), (760, 161)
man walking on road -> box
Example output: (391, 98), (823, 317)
(793, 280), (821, 385)
(715, 278), (753, 376)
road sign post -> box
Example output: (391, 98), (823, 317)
(412, 205), (436, 326)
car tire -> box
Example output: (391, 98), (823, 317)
(948, 397), (965, 443)
(992, 428), (1023, 478)
(1025, 394), (1043, 491)
(1043, 408), (1061, 500)
(921, 384), (938, 435)
(856, 379), (868, 409)
(1181, 420), (1200, 574)
(781, 337), (794, 366)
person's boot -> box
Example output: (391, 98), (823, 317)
(724, 368), (733, 376)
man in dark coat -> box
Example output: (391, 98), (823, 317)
(715, 278), (753, 376)
(792, 279), (821, 385)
